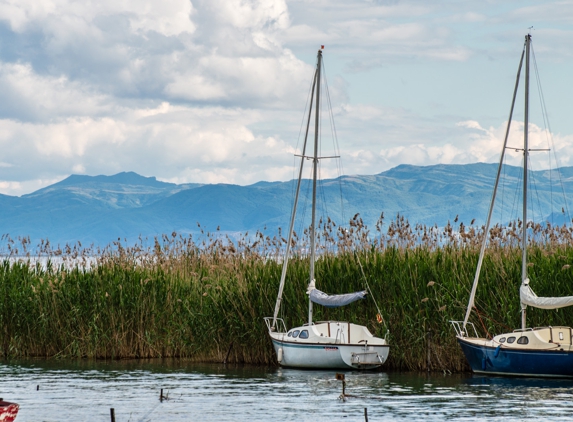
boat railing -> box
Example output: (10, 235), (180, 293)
(263, 317), (287, 334)
(513, 327), (534, 332)
(335, 328), (345, 344)
(450, 321), (478, 338)
(531, 325), (573, 331)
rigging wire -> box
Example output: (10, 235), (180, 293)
(531, 42), (554, 226)
(527, 159), (545, 240)
(531, 41), (572, 224)
(314, 69), (327, 254)
(500, 159), (507, 225)
(289, 58), (319, 263)
(322, 59), (346, 225)
(509, 155), (524, 230)
(317, 63), (328, 241)
(292, 66), (318, 207)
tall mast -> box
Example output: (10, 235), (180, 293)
(270, 66), (318, 330)
(462, 41), (526, 331)
(308, 49), (322, 326)
(521, 33), (531, 330)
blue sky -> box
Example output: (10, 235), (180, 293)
(0, 0), (572, 195)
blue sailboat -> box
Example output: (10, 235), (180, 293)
(452, 33), (573, 378)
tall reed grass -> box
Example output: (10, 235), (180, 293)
(2, 216), (573, 372)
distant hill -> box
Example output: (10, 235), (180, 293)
(1, 164), (571, 248)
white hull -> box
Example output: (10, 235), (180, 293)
(267, 320), (389, 370)
(266, 50), (390, 371)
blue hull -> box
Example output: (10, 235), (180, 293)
(458, 338), (573, 378)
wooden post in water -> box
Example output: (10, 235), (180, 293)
(223, 342), (233, 364)
(364, 407), (369, 422)
(110, 408), (115, 422)
(160, 388), (164, 402)
(427, 330), (432, 371)
(335, 373), (346, 397)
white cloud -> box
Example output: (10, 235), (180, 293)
(0, 62), (112, 121)
(0, 0), (305, 110)
(209, 0), (289, 30)
(0, 0), (196, 36)
(128, 0), (196, 37)
(0, 0), (573, 198)
(375, 120), (573, 172)
(0, 100), (303, 194)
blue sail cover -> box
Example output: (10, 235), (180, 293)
(309, 289), (367, 308)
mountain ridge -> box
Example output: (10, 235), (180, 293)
(1, 162), (571, 247)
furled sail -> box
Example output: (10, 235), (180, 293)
(309, 288), (367, 308)
(520, 282), (573, 310)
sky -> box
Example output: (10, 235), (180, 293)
(0, 0), (572, 196)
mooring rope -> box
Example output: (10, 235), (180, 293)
(356, 254), (389, 336)
(136, 396), (164, 422)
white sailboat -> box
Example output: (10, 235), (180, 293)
(452, 34), (573, 377)
(263, 47), (389, 370)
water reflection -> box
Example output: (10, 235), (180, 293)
(1, 360), (573, 421)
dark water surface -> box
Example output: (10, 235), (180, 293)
(2, 360), (573, 421)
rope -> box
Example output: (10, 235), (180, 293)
(474, 306), (492, 340)
(473, 306), (513, 338)
(137, 399), (164, 422)
(356, 253), (388, 336)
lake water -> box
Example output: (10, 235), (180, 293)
(2, 360), (573, 421)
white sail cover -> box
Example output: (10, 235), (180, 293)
(309, 288), (367, 308)
(520, 284), (573, 310)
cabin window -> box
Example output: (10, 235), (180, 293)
(499, 337), (506, 343)
(507, 336), (516, 344)
(299, 330), (309, 339)
(287, 332), (292, 337)
(517, 336), (529, 345)
(292, 330), (300, 338)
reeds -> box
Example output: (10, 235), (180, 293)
(1, 216), (573, 372)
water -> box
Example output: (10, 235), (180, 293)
(2, 360), (573, 421)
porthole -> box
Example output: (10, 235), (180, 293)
(517, 336), (529, 345)
(299, 330), (309, 339)
(287, 332), (292, 337)
(507, 336), (516, 344)
(292, 330), (300, 338)
(499, 337), (506, 343)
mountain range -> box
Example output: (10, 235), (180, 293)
(1, 163), (572, 248)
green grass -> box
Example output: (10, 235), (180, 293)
(2, 217), (573, 372)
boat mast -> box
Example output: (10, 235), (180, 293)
(462, 40), (526, 332)
(521, 33), (531, 330)
(271, 57), (319, 330)
(309, 48), (322, 326)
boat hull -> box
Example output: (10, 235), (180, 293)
(458, 337), (573, 378)
(271, 338), (389, 370)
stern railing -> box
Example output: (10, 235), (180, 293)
(450, 320), (478, 338)
(264, 317), (287, 334)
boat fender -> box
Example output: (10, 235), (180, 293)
(277, 347), (283, 363)
(494, 345), (502, 358)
